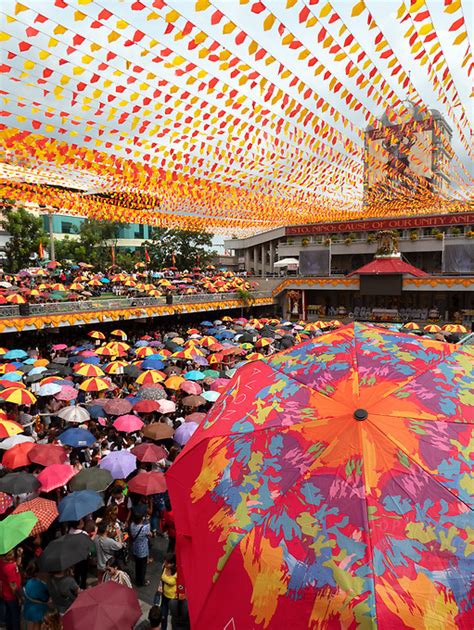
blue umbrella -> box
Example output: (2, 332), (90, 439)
(28, 366), (48, 376)
(23, 358), (37, 365)
(0, 372), (23, 382)
(141, 359), (165, 370)
(202, 390), (220, 403)
(201, 321), (213, 327)
(78, 356), (101, 365)
(4, 350), (28, 360)
(185, 370), (205, 381)
(59, 428), (96, 448)
(87, 405), (105, 420)
(100, 277), (110, 283)
(58, 490), (104, 522)
(134, 340), (149, 347)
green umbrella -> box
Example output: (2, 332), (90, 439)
(0, 512), (38, 554)
(203, 369), (220, 379)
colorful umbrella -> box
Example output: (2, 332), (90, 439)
(131, 443), (167, 463)
(62, 582), (141, 630)
(55, 385), (79, 401)
(423, 324), (442, 333)
(167, 323), (473, 629)
(403, 321), (420, 330)
(2, 442), (35, 469)
(69, 467), (113, 493)
(99, 450), (137, 479)
(79, 377), (109, 392)
(88, 331), (105, 340)
(29, 444), (67, 467)
(112, 414), (144, 433)
(58, 490), (104, 522)
(135, 370), (165, 386)
(442, 324), (467, 334)
(0, 435), (34, 450)
(0, 512), (38, 554)
(37, 464), (76, 493)
(127, 471), (166, 496)
(13, 498), (58, 535)
(133, 400), (160, 414)
(0, 418), (24, 438)
(75, 363), (105, 378)
(0, 492), (13, 515)
(0, 387), (37, 405)
(185, 370), (205, 381)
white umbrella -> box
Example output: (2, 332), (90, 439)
(37, 383), (62, 397)
(0, 435), (35, 450)
(274, 257), (299, 268)
(57, 406), (91, 424)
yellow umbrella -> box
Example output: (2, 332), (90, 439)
(0, 418), (24, 438)
(69, 283), (84, 291)
(104, 360), (128, 374)
(78, 377), (109, 392)
(0, 387), (37, 405)
(110, 329), (127, 340)
(424, 324), (442, 333)
(74, 363), (105, 378)
(442, 324), (467, 333)
(164, 376), (185, 390)
(6, 294), (26, 304)
(246, 352), (264, 361)
(135, 346), (155, 358)
(88, 331), (106, 340)
(403, 322), (420, 330)
(136, 370), (165, 386)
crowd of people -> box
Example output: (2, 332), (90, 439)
(0, 263), (254, 306)
(0, 314), (326, 630)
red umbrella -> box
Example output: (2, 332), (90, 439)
(128, 471), (166, 495)
(180, 381), (203, 395)
(185, 412), (206, 424)
(13, 498), (58, 535)
(63, 582), (141, 630)
(0, 492), (13, 515)
(131, 443), (167, 463)
(29, 444), (67, 467)
(37, 464), (75, 493)
(112, 415), (144, 433)
(133, 400), (160, 414)
(2, 442), (35, 469)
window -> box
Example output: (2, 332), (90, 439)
(61, 221), (75, 234)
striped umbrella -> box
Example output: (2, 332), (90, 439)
(0, 387), (37, 405)
(79, 377), (110, 392)
(104, 361), (128, 374)
(424, 324), (442, 333)
(75, 363), (105, 378)
(442, 324), (467, 334)
(88, 331), (105, 340)
(135, 370), (165, 386)
(110, 329), (127, 340)
(403, 322), (420, 330)
(13, 498), (58, 535)
(0, 418), (24, 438)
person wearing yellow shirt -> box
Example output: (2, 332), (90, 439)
(159, 554), (177, 630)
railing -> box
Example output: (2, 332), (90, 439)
(0, 291), (274, 320)
(278, 233), (468, 247)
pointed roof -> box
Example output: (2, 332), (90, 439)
(348, 256), (428, 277)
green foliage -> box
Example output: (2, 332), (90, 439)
(143, 228), (216, 270)
(54, 219), (127, 267)
(0, 207), (47, 272)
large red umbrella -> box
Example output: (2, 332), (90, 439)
(127, 471), (166, 495)
(62, 582), (141, 630)
(133, 400), (160, 414)
(29, 444), (67, 467)
(37, 464), (76, 493)
(2, 442), (35, 469)
(112, 414), (144, 433)
(103, 399), (132, 416)
(131, 443), (167, 463)
(167, 323), (473, 629)
(13, 498), (58, 535)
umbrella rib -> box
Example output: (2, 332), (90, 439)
(367, 418), (473, 513)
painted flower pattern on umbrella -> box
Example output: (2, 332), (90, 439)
(167, 323), (473, 630)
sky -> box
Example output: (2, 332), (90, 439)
(0, 0), (472, 240)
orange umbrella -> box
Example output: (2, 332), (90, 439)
(2, 442), (35, 469)
(164, 376), (185, 390)
(0, 388), (37, 405)
(6, 294), (26, 304)
(403, 322), (420, 330)
(424, 324), (442, 333)
(74, 363), (105, 378)
(88, 331), (105, 340)
(13, 498), (58, 535)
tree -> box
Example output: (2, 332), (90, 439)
(0, 206), (47, 272)
(143, 228), (216, 270)
(53, 219), (127, 267)
(236, 287), (255, 318)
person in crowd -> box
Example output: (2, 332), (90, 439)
(0, 549), (22, 630)
(101, 557), (132, 588)
(22, 561), (49, 630)
(129, 514), (152, 587)
(159, 554), (177, 630)
(94, 521), (123, 583)
(135, 605), (163, 630)
(47, 568), (79, 616)
(107, 485), (132, 527)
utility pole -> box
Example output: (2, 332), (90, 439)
(48, 212), (55, 261)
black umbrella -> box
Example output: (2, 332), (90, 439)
(165, 341), (183, 353)
(48, 362), (73, 375)
(69, 468), (113, 492)
(18, 364), (33, 373)
(123, 365), (140, 378)
(239, 333), (256, 343)
(280, 338), (294, 349)
(0, 473), (41, 495)
(138, 387), (166, 401)
(25, 373), (44, 383)
(38, 533), (93, 572)
(51, 357), (68, 365)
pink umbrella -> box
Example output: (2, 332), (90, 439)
(174, 421), (198, 446)
(185, 412), (206, 424)
(55, 386), (78, 401)
(112, 415), (144, 433)
(127, 471), (166, 495)
(52, 344), (68, 351)
(157, 400), (176, 414)
(180, 381), (203, 395)
(37, 464), (76, 493)
(103, 399), (132, 416)
(78, 351), (98, 358)
(210, 378), (231, 392)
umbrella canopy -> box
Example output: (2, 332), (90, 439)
(0, 512), (38, 554)
(0, 387), (37, 405)
(99, 450), (137, 479)
(133, 400), (160, 414)
(39, 533), (93, 572)
(127, 471), (167, 496)
(69, 467), (113, 492)
(2, 441), (35, 469)
(37, 382), (62, 397)
(182, 395), (206, 407)
(184, 370), (205, 382)
(167, 323), (473, 629)
(142, 423), (175, 441)
(0, 418), (23, 439)
(57, 406), (90, 424)
(59, 428), (96, 448)
(0, 472), (40, 495)
(55, 385), (79, 401)
(13, 498), (58, 535)
(37, 464), (76, 493)
(103, 398), (133, 416)
(174, 422), (198, 446)
(112, 414), (144, 433)
(58, 490), (104, 522)
(157, 399), (176, 415)
(29, 444), (67, 467)
(0, 492), (13, 515)
(0, 435), (34, 450)
(131, 443), (167, 463)
(79, 377), (109, 392)
(62, 582), (141, 630)
(180, 381), (203, 395)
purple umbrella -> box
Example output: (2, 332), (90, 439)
(103, 399), (132, 416)
(55, 385), (78, 401)
(99, 451), (137, 479)
(174, 422), (198, 446)
(194, 356), (209, 366)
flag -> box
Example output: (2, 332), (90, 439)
(38, 241), (45, 259)
(111, 243), (116, 266)
(145, 247), (150, 263)
(171, 251), (176, 267)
